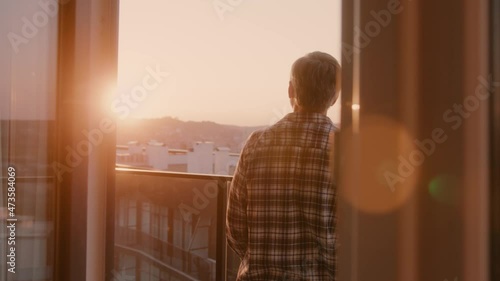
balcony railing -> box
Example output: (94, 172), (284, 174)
(113, 168), (238, 281)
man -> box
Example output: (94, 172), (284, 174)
(226, 51), (341, 281)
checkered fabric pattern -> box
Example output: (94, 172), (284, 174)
(227, 112), (337, 281)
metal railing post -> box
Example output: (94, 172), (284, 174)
(216, 178), (229, 281)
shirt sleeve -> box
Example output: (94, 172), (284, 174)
(226, 134), (255, 259)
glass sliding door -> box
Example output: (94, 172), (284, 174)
(0, 0), (59, 280)
(1, 0), (119, 280)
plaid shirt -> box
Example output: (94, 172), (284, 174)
(227, 112), (337, 281)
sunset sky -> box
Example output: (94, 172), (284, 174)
(117, 0), (342, 126)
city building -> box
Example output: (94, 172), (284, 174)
(116, 141), (239, 176)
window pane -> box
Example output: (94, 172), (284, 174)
(0, 1), (58, 280)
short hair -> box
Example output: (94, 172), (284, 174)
(290, 51), (341, 112)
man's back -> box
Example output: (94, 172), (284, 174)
(227, 112), (337, 281)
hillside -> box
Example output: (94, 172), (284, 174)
(117, 117), (265, 153)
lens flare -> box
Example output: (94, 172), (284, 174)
(341, 115), (416, 214)
(428, 175), (459, 205)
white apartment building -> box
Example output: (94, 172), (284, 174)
(116, 141), (239, 175)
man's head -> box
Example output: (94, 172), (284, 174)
(289, 51), (341, 114)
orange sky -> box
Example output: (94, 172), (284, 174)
(117, 0), (342, 126)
